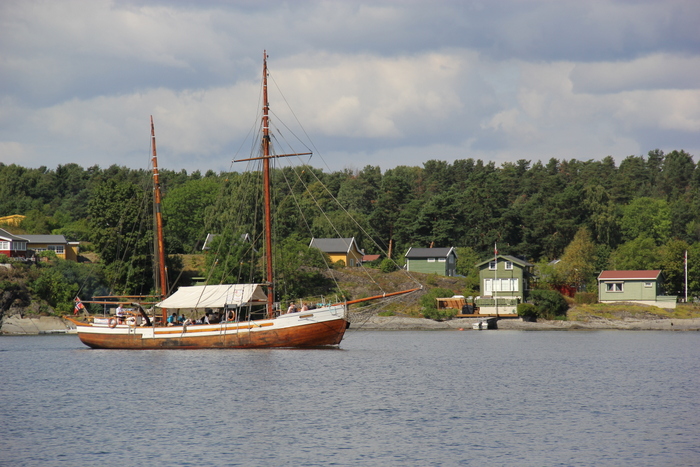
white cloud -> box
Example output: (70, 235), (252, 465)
(0, 0), (698, 174)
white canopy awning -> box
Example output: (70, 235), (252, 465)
(156, 284), (267, 309)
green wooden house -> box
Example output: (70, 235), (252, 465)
(474, 255), (533, 315)
(597, 270), (677, 309)
(404, 247), (457, 276)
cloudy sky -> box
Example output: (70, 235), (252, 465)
(2, 0), (699, 174)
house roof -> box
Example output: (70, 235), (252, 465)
(404, 247), (456, 258)
(475, 254), (533, 268)
(0, 228), (28, 242)
(21, 234), (67, 244)
(309, 237), (360, 254)
(363, 254), (381, 262)
(598, 270), (662, 280)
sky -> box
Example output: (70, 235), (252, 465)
(1, 0), (699, 175)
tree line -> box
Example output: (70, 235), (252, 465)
(1, 148), (699, 310)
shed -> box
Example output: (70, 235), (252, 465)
(597, 270), (677, 309)
(309, 237), (363, 267)
(404, 247), (457, 276)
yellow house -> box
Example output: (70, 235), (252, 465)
(309, 237), (363, 267)
(22, 235), (80, 261)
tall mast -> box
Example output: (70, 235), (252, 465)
(151, 116), (169, 324)
(233, 52), (312, 317)
(262, 51), (275, 317)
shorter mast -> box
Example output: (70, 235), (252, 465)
(151, 116), (169, 324)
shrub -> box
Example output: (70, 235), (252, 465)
(528, 289), (569, 319)
(517, 303), (538, 321)
(379, 258), (398, 273)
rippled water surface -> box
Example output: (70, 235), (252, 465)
(1, 330), (699, 466)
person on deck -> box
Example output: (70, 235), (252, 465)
(178, 314), (186, 324)
(301, 304), (309, 311)
(287, 303), (297, 314)
(167, 313), (178, 326)
(116, 305), (125, 324)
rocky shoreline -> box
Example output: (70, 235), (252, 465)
(3, 314), (700, 335)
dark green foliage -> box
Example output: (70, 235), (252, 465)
(1, 148), (700, 304)
(380, 258), (399, 273)
(527, 289), (569, 320)
(517, 303), (537, 321)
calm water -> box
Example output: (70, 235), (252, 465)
(1, 330), (699, 466)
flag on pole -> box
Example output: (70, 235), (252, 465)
(74, 297), (85, 315)
(494, 243), (498, 256)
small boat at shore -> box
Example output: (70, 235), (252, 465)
(65, 52), (419, 349)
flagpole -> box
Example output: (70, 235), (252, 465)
(494, 243), (498, 315)
(685, 250), (688, 303)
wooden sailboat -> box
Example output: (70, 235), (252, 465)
(66, 52), (419, 349)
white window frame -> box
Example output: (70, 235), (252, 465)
(427, 258), (436, 262)
(48, 245), (65, 255)
(505, 261), (513, 270)
(606, 282), (623, 292)
(438, 257), (446, 262)
(644, 282), (653, 288)
(0, 241), (9, 250)
(488, 261), (497, 270)
(14, 241), (26, 251)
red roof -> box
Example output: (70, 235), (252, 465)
(363, 254), (381, 262)
(598, 270), (661, 280)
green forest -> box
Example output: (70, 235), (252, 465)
(1, 148), (699, 313)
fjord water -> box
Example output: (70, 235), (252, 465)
(1, 330), (698, 466)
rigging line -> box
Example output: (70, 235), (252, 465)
(277, 162), (342, 296)
(267, 73), (332, 173)
(279, 155), (389, 292)
(281, 158), (382, 294)
(290, 160), (422, 288)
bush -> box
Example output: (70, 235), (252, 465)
(528, 289), (569, 319)
(379, 258), (398, 273)
(517, 303), (538, 321)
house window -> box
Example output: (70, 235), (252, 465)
(606, 282), (623, 292)
(448, 255), (454, 264)
(427, 258), (436, 262)
(438, 258), (446, 262)
(484, 278), (519, 294)
(505, 261), (513, 270)
(14, 241), (26, 251)
(644, 282), (653, 288)
(488, 261), (497, 270)
(349, 259), (355, 267)
(48, 245), (65, 255)
(0, 241), (9, 250)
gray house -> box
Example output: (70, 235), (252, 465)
(474, 255), (533, 315)
(598, 270), (677, 309)
(404, 247), (457, 276)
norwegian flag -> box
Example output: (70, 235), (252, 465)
(494, 243), (498, 256)
(74, 297), (86, 315)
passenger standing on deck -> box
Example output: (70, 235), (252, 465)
(116, 304), (125, 324)
(287, 303), (297, 314)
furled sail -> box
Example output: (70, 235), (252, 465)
(156, 284), (267, 309)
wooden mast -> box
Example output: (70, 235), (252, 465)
(151, 116), (169, 324)
(234, 52), (311, 317)
(262, 51), (275, 318)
